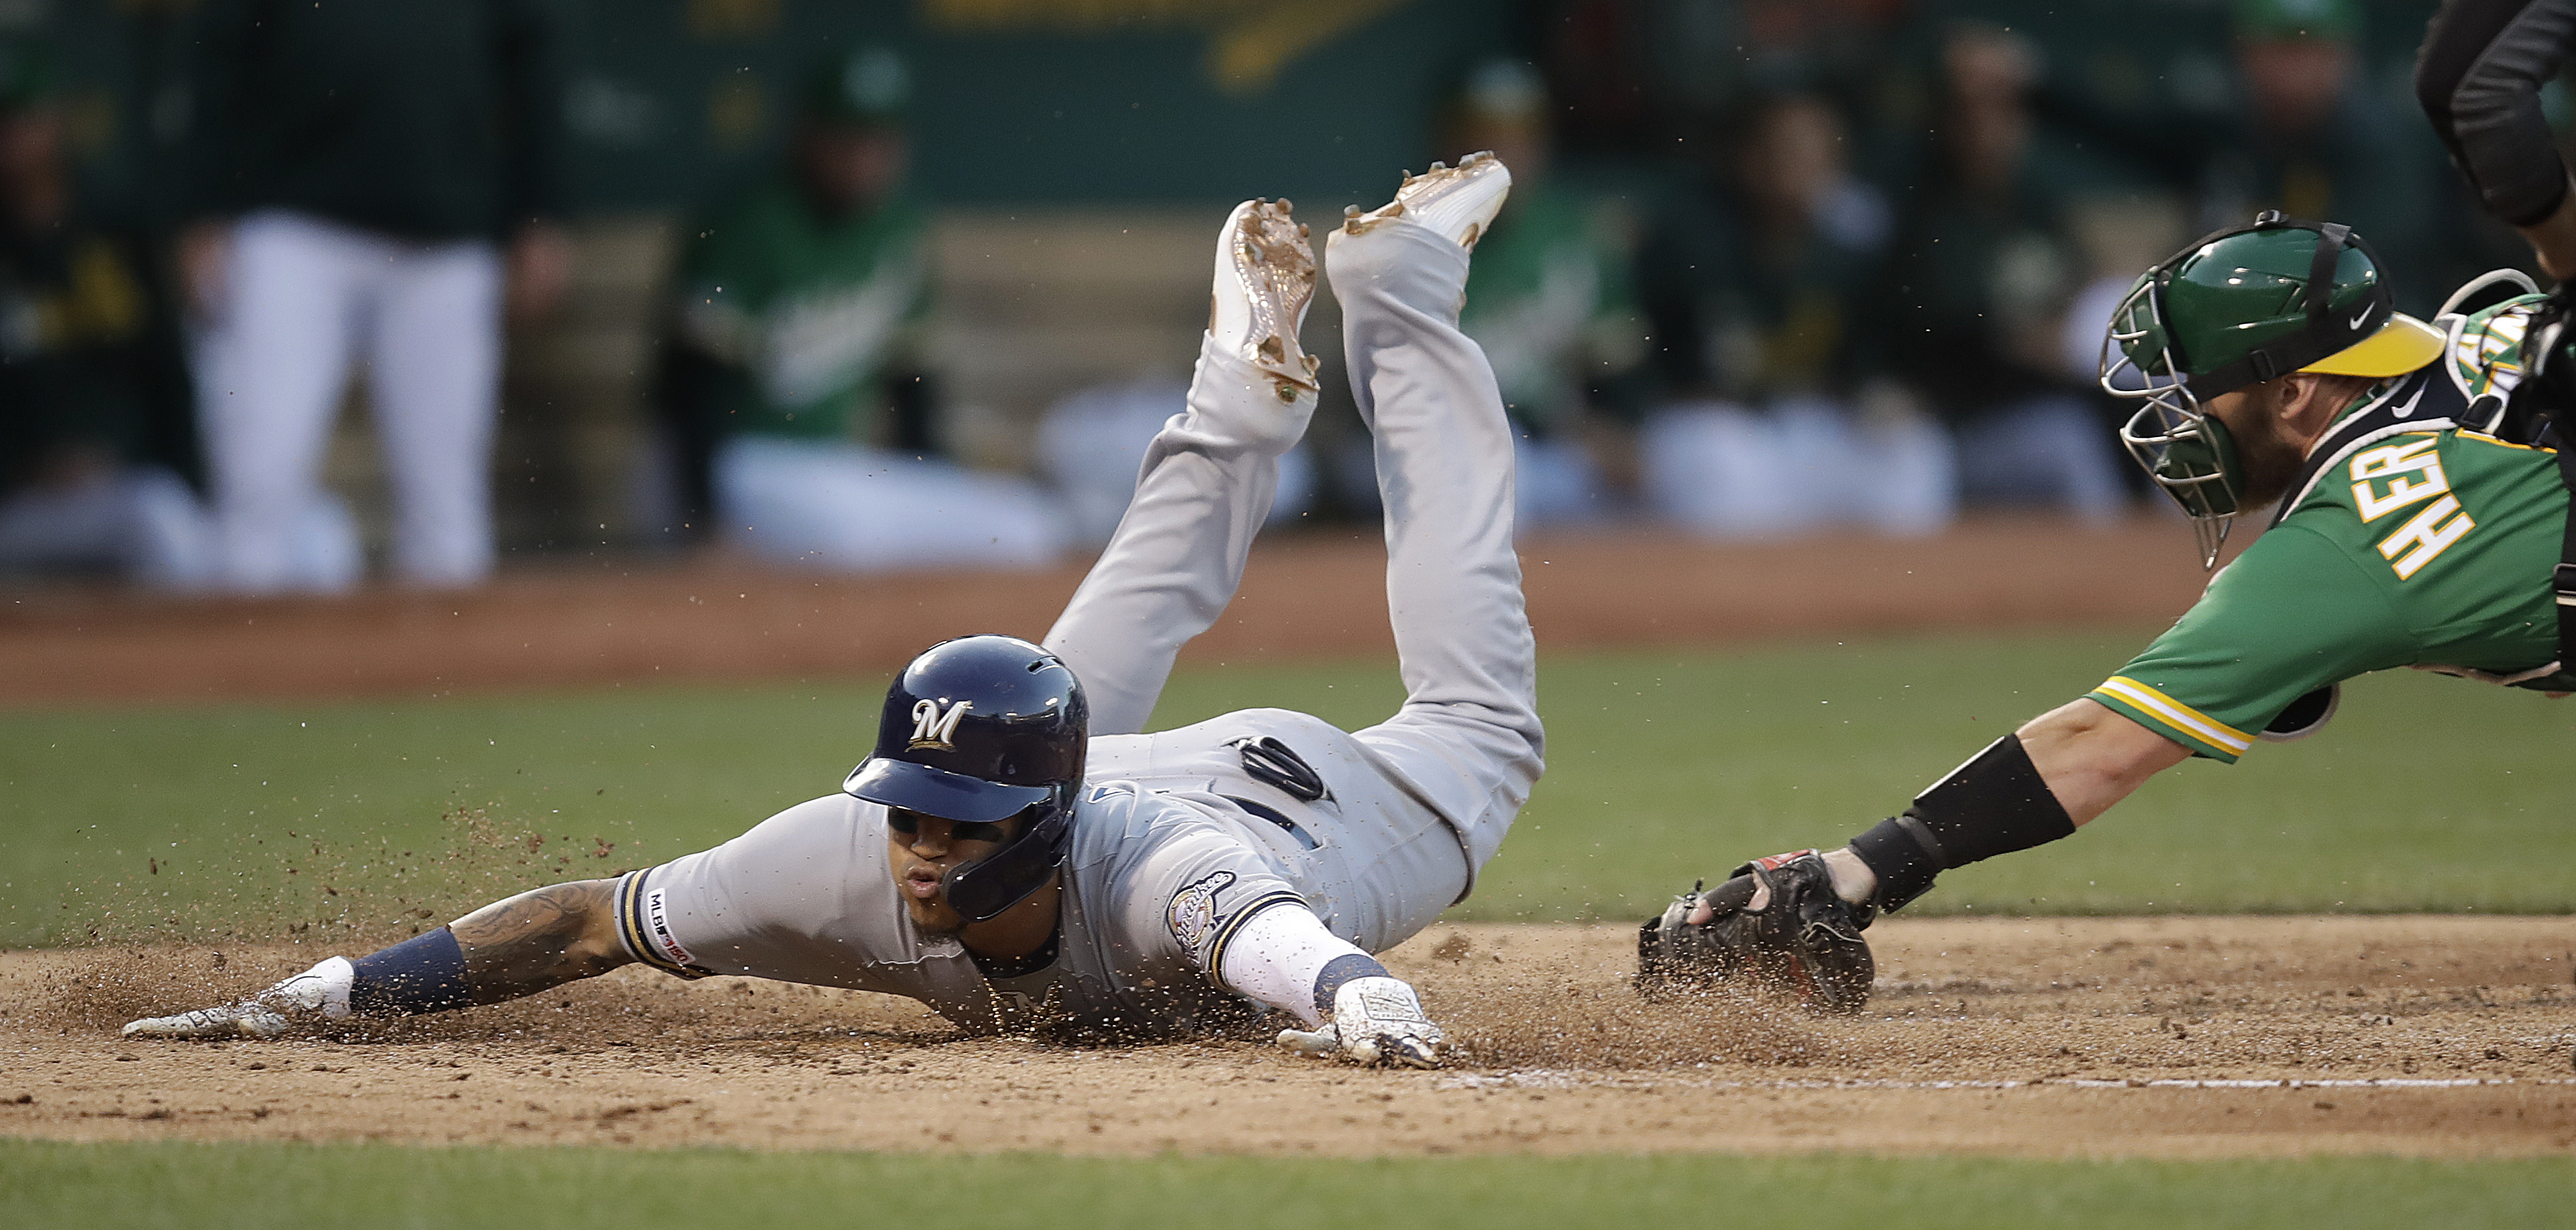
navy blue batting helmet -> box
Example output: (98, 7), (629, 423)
(843, 634), (1087, 920)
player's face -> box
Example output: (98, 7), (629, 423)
(796, 121), (908, 218)
(2237, 37), (2350, 137)
(885, 808), (1017, 934)
(2204, 384), (2305, 510)
(0, 106), (64, 190)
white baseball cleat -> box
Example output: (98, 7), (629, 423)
(121, 956), (354, 1039)
(1340, 151), (1512, 251)
(1209, 196), (1320, 403)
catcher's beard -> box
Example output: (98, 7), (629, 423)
(2218, 385), (2308, 511)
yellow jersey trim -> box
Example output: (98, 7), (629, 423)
(2455, 429), (2557, 455)
(2090, 676), (2253, 756)
(1207, 891), (1305, 983)
(616, 868), (712, 980)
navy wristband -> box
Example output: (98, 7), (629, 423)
(1311, 953), (1390, 1017)
(348, 927), (475, 1016)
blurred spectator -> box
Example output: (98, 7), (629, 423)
(1635, 92), (1953, 537)
(1036, 373), (1315, 547)
(0, 39), (214, 587)
(2036, 0), (2446, 312)
(1879, 27), (2125, 521)
(1547, 0), (1921, 165)
(2223, 0), (2440, 282)
(655, 47), (1063, 572)
(180, 0), (575, 592)
(1446, 59), (1648, 528)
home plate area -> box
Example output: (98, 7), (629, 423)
(8, 916), (2573, 1158)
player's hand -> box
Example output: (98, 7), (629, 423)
(121, 956), (353, 1039)
(1275, 975), (1443, 1068)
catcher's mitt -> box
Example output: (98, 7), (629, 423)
(1635, 848), (1876, 1014)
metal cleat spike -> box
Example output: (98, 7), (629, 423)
(1345, 204), (1360, 218)
(1430, 160), (1447, 172)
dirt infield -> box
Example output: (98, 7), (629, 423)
(0, 518), (2214, 706)
(9, 917), (2573, 1158)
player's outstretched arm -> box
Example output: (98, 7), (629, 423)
(447, 879), (634, 997)
(122, 878), (635, 1039)
(1638, 700), (2190, 1013)
(1217, 902), (1444, 1068)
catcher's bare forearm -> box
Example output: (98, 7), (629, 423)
(2016, 699), (2190, 826)
(448, 879), (633, 1004)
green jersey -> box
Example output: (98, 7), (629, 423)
(1455, 183), (1643, 435)
(673, 180), (933, 442)
(2089, 296), (2569, 763)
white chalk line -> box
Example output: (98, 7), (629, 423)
(1438, 1071), (2576, 1092)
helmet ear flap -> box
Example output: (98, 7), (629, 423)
(939, 785), (1078, 922)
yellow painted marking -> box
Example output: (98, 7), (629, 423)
(922, 0), (1413, 93)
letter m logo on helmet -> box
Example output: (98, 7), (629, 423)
(908, 698), (972, 750)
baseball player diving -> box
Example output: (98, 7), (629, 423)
(1640, 213), (2576, 1012)
(124, 154), (1541, 1068)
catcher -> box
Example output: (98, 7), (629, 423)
(125, 156), (1542, 1067)
(1641, 213), (2576, 1012)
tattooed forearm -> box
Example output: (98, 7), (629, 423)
(448, 878), (631, 1003)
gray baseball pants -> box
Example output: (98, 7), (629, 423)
(1046, 216), (1544, 948)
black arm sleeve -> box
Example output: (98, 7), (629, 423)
(2417, 0), (2576, 227)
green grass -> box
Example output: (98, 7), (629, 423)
(0, 1141), (2567, 1229)
(4, 631), (2571, 947)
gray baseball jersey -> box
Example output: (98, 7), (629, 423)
(613, 216), (1543, 1038)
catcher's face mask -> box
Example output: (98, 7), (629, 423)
(2102, 278), (2246, 568)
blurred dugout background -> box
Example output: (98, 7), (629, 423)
(4, 0), (2536, 571)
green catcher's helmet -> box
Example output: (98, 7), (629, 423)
(2099, 213), (2445, 566)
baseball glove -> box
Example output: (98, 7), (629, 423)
(1635, 849), (1876, 1014)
